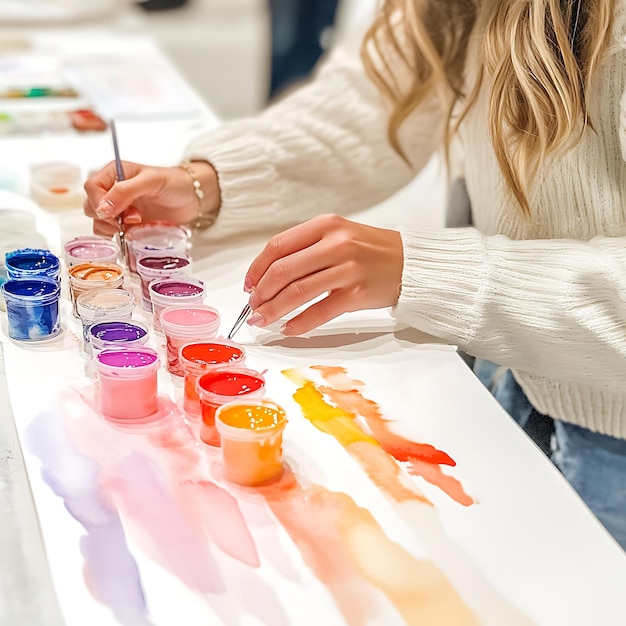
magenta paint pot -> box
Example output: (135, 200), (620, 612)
(148, 276), (205, 333)
(136, 255), (191, 311)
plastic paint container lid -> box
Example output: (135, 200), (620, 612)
(180, 340), (246, 376)
(126, 221), (190, 247)
(5, 248), (60, 280)
(96, 348), (160, 379)
(76, 288), (135, 322)
(161, 305), (221, 338)
(1, 277), (60, 305)
(215, 399), (287, 443)
(196, 368), (266, 406)
(64, 236), (120, 265)
(89, 320), (149, 352)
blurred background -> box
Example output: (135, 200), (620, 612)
(0, 0), (378, 119)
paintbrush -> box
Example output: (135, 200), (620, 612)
(227, 303), (251, 340)
(109, 119), (127, 261)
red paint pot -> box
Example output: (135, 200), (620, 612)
(179, 340), (246, 417)
(196, 368), (265, 447)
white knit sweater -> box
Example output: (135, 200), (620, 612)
(184, 14), (626, 440)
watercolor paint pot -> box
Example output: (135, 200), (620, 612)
(197, 368), (266, 447)
(125, 222), (190, 274)
(1, 277), (61, 341)
(64, 235), (120, 266)
(68, 262), (124, 314)
(136, 255), (191, 311)
(179, 340), (246, 417)
(95, 348), (160, 421)
(29, 161), (83, 210)
(160, 305), (221, 376)
(149, 277), (205, 333)
(5, 248), (60, 283)
(215, 399), (287, 486)
(89, 320), (149, 357)
(76, 288), (135, 354)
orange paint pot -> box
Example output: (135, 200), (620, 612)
(68, 262), (124, 315)
(215, 400), (287, 486)
(197, 368), (265, 447)
(179, 340), (246, 417)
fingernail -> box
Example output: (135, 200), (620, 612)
(95, 199), (115, 219)
(124, 214), (142, 225)
(248, 293), (259, 310)
(244, 275), (255, 293)
(280, 323), (293, 336)
(246, 312), (265, 328)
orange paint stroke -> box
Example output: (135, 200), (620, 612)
(284, 367), (473, 507)
(259, 471), (479, 626)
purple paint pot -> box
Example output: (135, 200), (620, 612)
(64, 235), (120, 266)
(136, 255), (191, 312)
(1, 277), (60, 341)
(5, 248), (61, 282)
(96, 348), (160, 420)
(125, 222), (190, 274)
(148, 276), (205, 333)
(76, 288), (135, 355)
(88, 320), (149, 356)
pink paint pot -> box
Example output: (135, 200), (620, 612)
(125, 221), (190, 274)
(136, 255), (191, 312)
(95, 348), (160, 420)
(196, 368), (266, 447)
(179, 340), (246, 417)
(68, 262), (124, 315)
(64, 235), (120, 266)
(149, 277), (205, 333)
(160, 305), (221, 376)
(76, 288), (135, 354)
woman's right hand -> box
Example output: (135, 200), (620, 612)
(83, 160), (220, 237)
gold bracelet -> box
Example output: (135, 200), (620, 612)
(180, 160), (219, 231)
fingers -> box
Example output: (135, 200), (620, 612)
(281, 291), (355, 336)
(247, 265), (348, 328)
(93, 219), (119, 237)
(245, 214), (346, 292)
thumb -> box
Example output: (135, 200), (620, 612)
(95, 173), (156, 220)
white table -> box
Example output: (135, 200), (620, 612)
(1, 28), (626, 626)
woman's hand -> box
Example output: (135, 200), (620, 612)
(83, 160), (220, 236)
(245, 214), (404, 336)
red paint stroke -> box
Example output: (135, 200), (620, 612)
(404, 459), (474, 508)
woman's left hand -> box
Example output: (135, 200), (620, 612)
(245, 214), (404, 336)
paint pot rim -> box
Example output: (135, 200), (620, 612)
(137, 255), (191, 272)
(149, 276), (205, 302)
(76, 288), (135, 320)
(5, 248), (60, 278)
(1, 277), (60, 304)
(216, 399), (287, 435)
(160, 305), (221, 338)
(96, 348), (160, 379)
(180, 340), (246, 375)
(125, 221), (190, 244)
(64, 235), (119, 265)
(196, 367), (265, 405)
(89, 319), (150, 351)
(68, 262), (124, 284)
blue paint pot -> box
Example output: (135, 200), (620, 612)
(5, 248), (60, 282)
(1, 278), (61, 341)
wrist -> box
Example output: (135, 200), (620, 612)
(180, 160), (221, 230)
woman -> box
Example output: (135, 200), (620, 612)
(84, 0), (626, 550)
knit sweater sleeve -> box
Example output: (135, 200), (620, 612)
(395, 228), (626, 395)
(182, 46), (446, 240)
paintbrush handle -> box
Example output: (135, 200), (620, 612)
(227, 304), (252, 340)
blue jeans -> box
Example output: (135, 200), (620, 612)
(474, 359), (626, 552)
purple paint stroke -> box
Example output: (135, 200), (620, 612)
(108, 453), (226, 594)
(26, 410), (152, 626)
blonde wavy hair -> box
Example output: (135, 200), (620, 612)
(362, 0), (614, 215)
